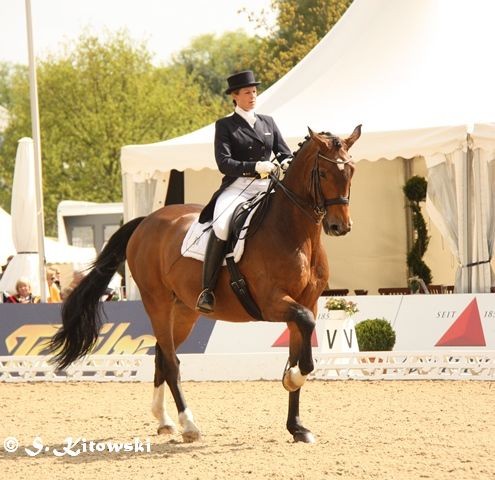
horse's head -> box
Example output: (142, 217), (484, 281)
(307, 125), (361, 236)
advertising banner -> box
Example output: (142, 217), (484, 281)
(0, 302), (215, 356)
(1, 294), (494, 359)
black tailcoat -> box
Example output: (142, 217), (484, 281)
(199, 112), (292, 223)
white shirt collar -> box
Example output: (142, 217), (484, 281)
(235, 105), (256, 128)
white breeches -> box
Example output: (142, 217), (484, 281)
(212, 177), (271, 240)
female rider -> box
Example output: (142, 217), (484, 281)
(196, 70), (292, 313)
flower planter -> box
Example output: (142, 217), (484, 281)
(326, 309), (348, 321)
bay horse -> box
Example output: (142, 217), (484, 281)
(48, 125), (361, 444)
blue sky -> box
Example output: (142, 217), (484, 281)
(0, 0), (274, 65)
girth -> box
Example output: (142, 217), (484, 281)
(223, 193), (268, 321)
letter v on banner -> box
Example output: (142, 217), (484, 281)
(326, 329), (338, 349)
(344, 329), (353, 348)
(436, 298), (486, 347)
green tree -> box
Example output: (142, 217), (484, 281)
(0, 62), (28, 108)
(257, 0), (352, 86)
(173, 30), (263, 105)
(0, 32), (221, 235)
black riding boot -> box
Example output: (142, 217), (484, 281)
(196, 231), (227, 314)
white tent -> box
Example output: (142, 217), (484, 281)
(0, 206), (96, 267)
(121, 0), (495, 292)
(0, 139), (96, 297)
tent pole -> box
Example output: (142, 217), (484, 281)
(25, 0), (47, 302)
(464, 134), (473, 292)
(403, 157), (414, 269)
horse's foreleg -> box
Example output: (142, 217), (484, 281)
(283, 309), (316, 444)
(293, 306), (316, 375)
(287, 389), (315, 444)
(282, 306), (315, 392)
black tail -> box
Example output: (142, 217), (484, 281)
(48, 216), (145, 369)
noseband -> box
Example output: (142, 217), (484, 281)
(270, 149), (352, 223)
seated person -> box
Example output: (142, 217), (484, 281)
(5, 278), (40, 304)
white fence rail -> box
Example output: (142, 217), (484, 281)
(0, 355), (153, 382)
(1, 351), (494, 382)
(313, 350), (495, 380)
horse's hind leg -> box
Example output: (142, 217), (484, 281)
(146, 294), (201, 442)
(152, 344), (178, 435)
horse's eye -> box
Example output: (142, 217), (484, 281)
(319, 170), (326, 178)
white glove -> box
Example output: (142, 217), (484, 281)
(255, 161), (276, 178)
(280, 158), (292, 171)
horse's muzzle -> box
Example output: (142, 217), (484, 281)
(323, 219), (352, 236)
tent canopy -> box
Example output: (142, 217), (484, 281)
(121, 0), (495, 178)
(119, 0), (495, 295)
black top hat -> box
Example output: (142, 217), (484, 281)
(224, 70), (261, 94)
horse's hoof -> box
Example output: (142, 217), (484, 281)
(282, 366), (307, 392)
(157, 424), (176, 435)
(293, 431), (316, 444)
(182, 430), (201, 443)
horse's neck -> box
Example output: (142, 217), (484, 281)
(267, 141), (322, 244)
(283, 140), (317, 196)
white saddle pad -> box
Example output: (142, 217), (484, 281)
(181, 206), (259, 265)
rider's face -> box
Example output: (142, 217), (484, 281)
(233, 86), (257, 111)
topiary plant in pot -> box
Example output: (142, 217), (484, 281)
(355, 318), (396, 352)
(403, 175), (432, 285)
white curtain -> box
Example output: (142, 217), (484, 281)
(473, 149), (495, 291)
(122, 171), (169, 300)
(426, 146), (495, 293)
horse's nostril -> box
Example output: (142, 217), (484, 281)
(330, 224), (339, 232)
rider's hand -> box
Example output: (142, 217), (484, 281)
(280, 158), (292, 172)
(255, 161), (276, 178)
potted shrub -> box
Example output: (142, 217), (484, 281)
(403, 175), (432, 285)
(355, 318), (396, 352)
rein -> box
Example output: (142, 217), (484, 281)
(269, 149), (351, 223)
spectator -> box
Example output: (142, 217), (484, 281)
(5, 277), (40, 304)
(46, 268), (62, 303)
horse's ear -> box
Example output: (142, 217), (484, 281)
(345, 124), (362, 149)
(307, 126), (315, 137)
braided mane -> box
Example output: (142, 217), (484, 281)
(291, 131), (334, 158)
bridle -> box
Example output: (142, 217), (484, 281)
(316, 151), (352, 206)
(269, 143), (352, 224)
